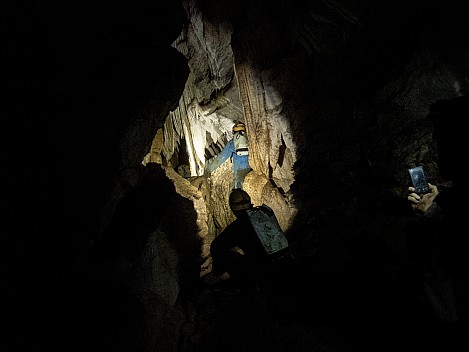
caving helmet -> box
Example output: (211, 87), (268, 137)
(232, 121), (246, 133)
(229, 189), (252, 212)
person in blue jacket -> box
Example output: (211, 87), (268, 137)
(204, 121), (252, 189)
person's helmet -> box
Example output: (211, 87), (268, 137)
(232, 121), (246, 133)
(229, 189), (251, 212)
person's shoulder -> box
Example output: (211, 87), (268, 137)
(225, 138), (235, 149)
(218, 217), (243, 235)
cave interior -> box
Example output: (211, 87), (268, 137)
(4, 0), (466, 351)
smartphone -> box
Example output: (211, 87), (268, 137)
(408, 166), (430, 194)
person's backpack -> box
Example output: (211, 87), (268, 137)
(233, 131), (249, 156)
(246, 205), (289, 255)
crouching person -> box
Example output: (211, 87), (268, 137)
(207, 189), (298, 318)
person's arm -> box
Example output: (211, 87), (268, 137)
(204, 140), (234, 174)
(210, 222), (240, 275)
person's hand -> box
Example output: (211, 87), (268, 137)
(407, 183), (439, 214)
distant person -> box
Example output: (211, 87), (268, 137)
(204, 121), (252, 189)
(405, 95), (466, 349)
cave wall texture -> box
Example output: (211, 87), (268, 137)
(4, 0), (466, 351)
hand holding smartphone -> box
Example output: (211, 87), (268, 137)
(408, 166), (430, 194)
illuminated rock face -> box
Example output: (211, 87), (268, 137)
(6, 0), (466, 351)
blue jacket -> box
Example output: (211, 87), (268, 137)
(205, 139), (252, 189)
